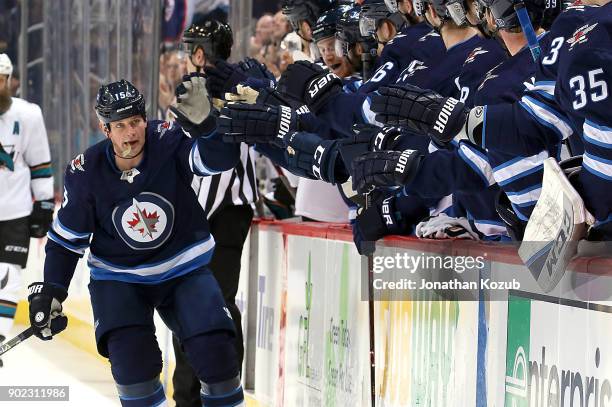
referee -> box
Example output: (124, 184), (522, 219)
(173, 21), (257, 407)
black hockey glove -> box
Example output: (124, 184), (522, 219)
(218, 103), (298, 148)
(348, 124), (410, 152)
(284, 132), (347, 183)
(169, 73), (212, 135)
(27, 282), (68, 341)
(371, 84), (469, 145)
(237, 58), (276, 83)
(29, 199), (55, 238)
(351, 149), (423, 194)
(204, 60), (248, 100)
(354, 192), (407, 241)
(276, 61), (342, 113)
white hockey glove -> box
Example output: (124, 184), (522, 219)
(169, 73), (211, 126)
(415, 213), (479, 240)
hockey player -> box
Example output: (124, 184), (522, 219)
(27, 78), (245, 406)
(335, 3), (379, 81)
(282, 0), (338, 61)
(367, 0), (611, 237)
(0, 53), (54, 366)
(173, 22), (258, 407)
(312, 5), (355, 79)
(553, 9), (612, 238)
(357, 0), (445, 93)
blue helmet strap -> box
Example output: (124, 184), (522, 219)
(514, 2), (541, 62)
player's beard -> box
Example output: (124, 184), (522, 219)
(0, 85), (12, 114)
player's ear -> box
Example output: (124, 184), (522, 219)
(377, 20), (395, 44)
(195, 48), (206, 68)
(299, 21), (312, 41)
(99, 121), (110, 138)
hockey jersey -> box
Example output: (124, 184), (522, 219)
(481, 4), (606, 156)
(0, 98), (53, 221)
(357, 23), (445, 94)
(555, 13), (612, 225)
(45, 120), (240, 287)
(455, 40), (507, 107)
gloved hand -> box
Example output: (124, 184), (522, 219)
(169, 73), (211, 131)
(276, 61), (342, 113)
(354, 192), (408, 241)
(204, 60), (248, 99)
(29, 199), (55, 238)
(415, 213), (479, 240)
(371, 84), (473, 145)
(218, 103), (298, 148)
(27, 282), (68, 340)
(284, 132), (346, 183)
(236, 57), (276, 83)
(351, 149), (423, 194)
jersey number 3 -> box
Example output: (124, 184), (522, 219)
(569, 68), (608, 110)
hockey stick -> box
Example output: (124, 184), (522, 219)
(0, 326), (34, 356)
(364, 191), (376, 407)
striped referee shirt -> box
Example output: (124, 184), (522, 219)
(196, 143), (258, 219)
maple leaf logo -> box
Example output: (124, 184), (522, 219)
(126, 199), (160, 238)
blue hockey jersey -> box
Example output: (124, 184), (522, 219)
(451, 39), (506, 107)
(358, 23), (445, 94)
(481, 4), (606, 156)
(45, 120), (240, 287)
(555, 13), (612, 226)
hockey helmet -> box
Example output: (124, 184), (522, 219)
(477, 0), (546, 30)
(360, 0), (407, 37)
(312, 5), (352, 42)
(182, 20), (234, 62)
(335, 4), (378, 56)
(282, 0), (338, 32)
(95, 79), (146, 124)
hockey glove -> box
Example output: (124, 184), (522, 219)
(371, 84), (469, 145)
(218, 103), (298, 148)
(355, 193), (408, 239)
(237, 58), (276, 85)
(276, 61), (342, 113)
(204, 60), (248, 100)
(27, 282), (68, 340)
(29, 199), (55, 238)
(349, 124), (410, 152)
(169, 73), (211, 133)
(415, 213), (479, 240)
(351, 149), (423, 194)
(284, 132), (346, 183)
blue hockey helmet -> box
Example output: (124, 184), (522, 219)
(312, 4), (352, 42)
(282, 0), (338, 32)
(95, 79), (146, 124)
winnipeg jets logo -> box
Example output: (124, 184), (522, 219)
(567, 23), (598, 50)
(418, 31), (440, 42)
(112, 192), (174, 250)
(464, 47), (489, 65)
(70, 154), (85, 172)
(478, 64), (502, 91)
(156, 121), (173, 139)
(399, 60), (427, 82)
(127, 199), (160, 238)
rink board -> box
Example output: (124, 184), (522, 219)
(19, 220), (612, 406)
